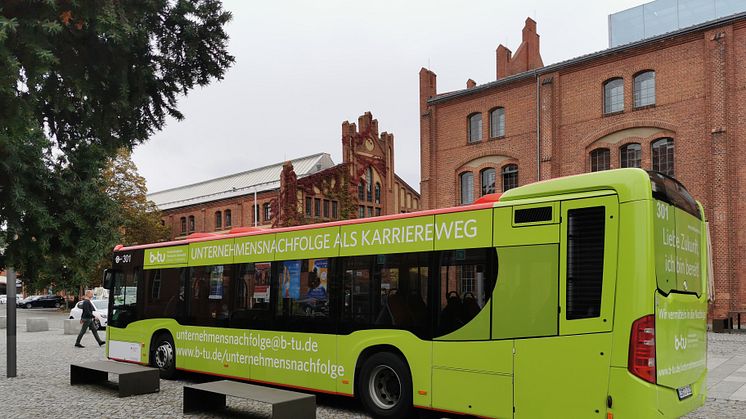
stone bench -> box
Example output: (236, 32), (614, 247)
(183, 380), (315, 418)
(70, 360), (160, 397)
(26, 318), (48, 332)
(64, 319), (80, 335)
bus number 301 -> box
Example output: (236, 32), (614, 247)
(656, 202), (669, 220)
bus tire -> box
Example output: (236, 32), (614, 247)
(150, 333), (177, 379)
(358, 351), (413, 419)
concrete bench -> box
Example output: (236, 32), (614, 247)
(183, 380), (315, 418)
(70, 360), (160, 397)
(26, 318), (48, 332)
(64, 319), (80, 335)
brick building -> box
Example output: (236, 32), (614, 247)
(419, 12), (746, 317)
(151, 112), (419, 239)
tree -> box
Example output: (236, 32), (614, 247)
(104, 148), (170, 247)
(0, 0), (233, 290)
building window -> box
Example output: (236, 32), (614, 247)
(604, 78), (624, 114)
(332, 201), (338, 218)
(214, 211), (222, 229)
(460, 172), (474, 204)
(263, 203), (272, 222)
(366, 167), (373, 202)
(502, 164), (518, 192)
(188, 215), (195, 233)
(305, 197), (312, 216)
(620, 143), (641, 168)
(314, 198), (321, 217)
(652, 138), (674, 176)
(359, 205), (366, 218)
(468, 113), (482, 143)
(375, 208), (381, 216)
(368, 206), (374, 217)
(490, 107), (505, 138)
(590, 148), (610, 172)
(374, 182), (381, 204)
(480, 168), (496, 196)
(224, 209), (231, 227)
(634, 70), (655, 108)
(358, 182), (365, 200)
(323, 199), (330, 218)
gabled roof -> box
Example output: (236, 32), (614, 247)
(148, 153), (335, 210)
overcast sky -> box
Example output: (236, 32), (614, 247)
(133, 0), (646, 194)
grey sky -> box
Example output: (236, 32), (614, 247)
(133, 0), (645, 195)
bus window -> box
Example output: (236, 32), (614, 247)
(438, 249), (496, 336)
(111, 269), (139, 328)
(373, 252), (431, 337)
(275, 259), (330, 319)
(186, 265), (234, 327)
(142, 268), (184, 320)
(343, 256), (373, 324)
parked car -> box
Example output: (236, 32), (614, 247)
(18, 295), (64, 309)
(69, 299), (109, 329)
(1, 295), (21, 304)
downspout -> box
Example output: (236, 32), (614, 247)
(535, 71), (541, 182)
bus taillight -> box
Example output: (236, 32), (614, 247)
(628, 314), (656, 384)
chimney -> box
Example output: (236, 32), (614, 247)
(496, 17), (544, 80)
(466, 79), (477, 89)
(419, 67), (437, 112)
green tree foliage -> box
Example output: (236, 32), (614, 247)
(0, 0), (233, 291)
(104, 148), (170, 247)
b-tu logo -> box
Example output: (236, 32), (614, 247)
(149, 252), (166, 264)
(674, 335), (688, 351)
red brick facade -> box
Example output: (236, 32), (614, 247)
(419, 17), (746, 318)
(159, 112), (420, 239)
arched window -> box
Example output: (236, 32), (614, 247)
(634, 71), (655, 108)
(604, 78), (624, 114)
(188, 215), (195, 233)
(366, 167), (373, 201)
(502, 165), (518, 192)
(490, 107), (505, 138)
(224, 209), (232, 227)
(468, 113), (482, 143)
(460, 172), (474, 204)
(620, 143), (641, 168)
(263, 203), (272, 221)
(590, 148), (610, 172)
(214, 211), (222, 229)
(180, 217), (187, 235)
(480, 168), (496, 196)
(374, 182), (381, 204)
(358, 182), (365, 200)
(652, 138), (674, 176)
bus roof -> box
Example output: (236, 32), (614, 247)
(115, 168), (655, 253)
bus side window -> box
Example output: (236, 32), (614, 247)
(437, 249), (495, 337)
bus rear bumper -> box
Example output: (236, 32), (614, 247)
(606, 367), (706, 418)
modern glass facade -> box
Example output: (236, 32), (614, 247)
(609, 0), (745, 47)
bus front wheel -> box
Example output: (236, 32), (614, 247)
(358, 352), (413, 419)
(150, 333), (176, 379)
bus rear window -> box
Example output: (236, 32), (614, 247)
(648, 171), (700, 219)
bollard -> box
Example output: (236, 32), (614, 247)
(26, 318), (49, 332)
(64, 319), (80, 335)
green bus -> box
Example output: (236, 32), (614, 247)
(104, 169), (708, 418)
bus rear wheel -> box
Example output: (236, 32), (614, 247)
(150, 333), (176, 379)
(358, 352), (413, 419)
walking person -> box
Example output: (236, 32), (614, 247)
(74, 290), (105, 348)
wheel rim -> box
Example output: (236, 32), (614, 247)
(154, 340), (174, 370)
(368, 365), (401, 410)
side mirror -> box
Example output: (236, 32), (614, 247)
(103, 269), (113, 289)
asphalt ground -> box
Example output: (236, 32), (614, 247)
(0, 305), (743, 418)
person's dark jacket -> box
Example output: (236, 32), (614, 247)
(81, 299), (94, 320)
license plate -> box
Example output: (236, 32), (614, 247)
(677, 384), (693, 400)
